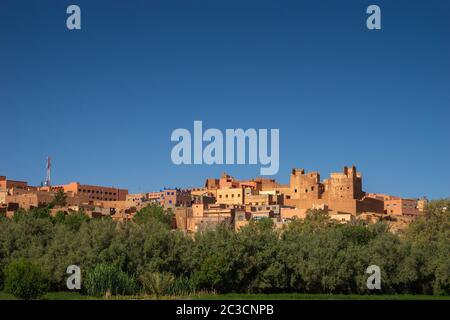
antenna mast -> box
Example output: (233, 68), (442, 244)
(45, 156), (51, 187)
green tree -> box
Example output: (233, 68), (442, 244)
(50, 189), (67, 208)
(192, 253), (230, 291)
(233, 220), (279, 293)
(53, 210), (66, 224)
(133, 204), (173, 227)
(405, 199), (450, 295)
(30, 207), (52, 220)
(63, 211), (90, 231)
(3, 258), (49, 299)
(12, 208), (28, 222)
(189, 225), (237, 292)
(0, 203), (449, 297)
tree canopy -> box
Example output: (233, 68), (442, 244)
(0, 200), (448, 297)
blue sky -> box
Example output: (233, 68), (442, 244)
(0, 0), (449, 199)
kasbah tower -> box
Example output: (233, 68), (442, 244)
(284, 165), (384, 215)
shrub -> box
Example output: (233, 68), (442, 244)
(0, 267), (3, 291)
(63, 211), (90, 231)
(166, 276), (195, 296)
(50, 189), (67, 208)
(133, 205), (174, 227)
(140, 272), (175, 299)
(191, 254), (230, 292)
(84, 263), (138, 297)
(29, 207), (52, 220)
(53, 211), (66, 224)
(0, 203), (448, 297)
(4, 259), (49, 299)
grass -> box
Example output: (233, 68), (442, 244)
(42, 292), (98, 300)
(0, 292), (17, 300)
(0, 291), (98, 300)
(190, 293), (450, 300)
(1, 291), (448, 300)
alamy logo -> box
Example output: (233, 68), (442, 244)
(366, 265), (381, 290)
(171, 121), (279, 175)
(66, 265), (81, 290)
(66, 5), (81, 30)
(366, 5), (381, 30)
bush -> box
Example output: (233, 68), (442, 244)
(3, 259), (49, 299)
(166, 275), (195, 296)
(0, 267), (4, 291)
(0, 203), (448, 297)
(29, 207), (52, 220)
(53, 211), (66, 224)
(63, 211), (90, 231)
(133, 205), (174, 227)
(84, 263), (138, 297)
(191, 254), (230, 292)
(140, 272), (175, 299)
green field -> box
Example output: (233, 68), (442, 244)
(1, 291), (448, 300)
(0, 291), (97, 300)
(190, 293), (450, 300)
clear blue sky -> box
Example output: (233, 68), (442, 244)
(0, 0), (449, 199)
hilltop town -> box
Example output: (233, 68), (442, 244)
(0, 165), (428, 233)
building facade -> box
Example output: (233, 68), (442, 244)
(53, 182), (128, 201)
